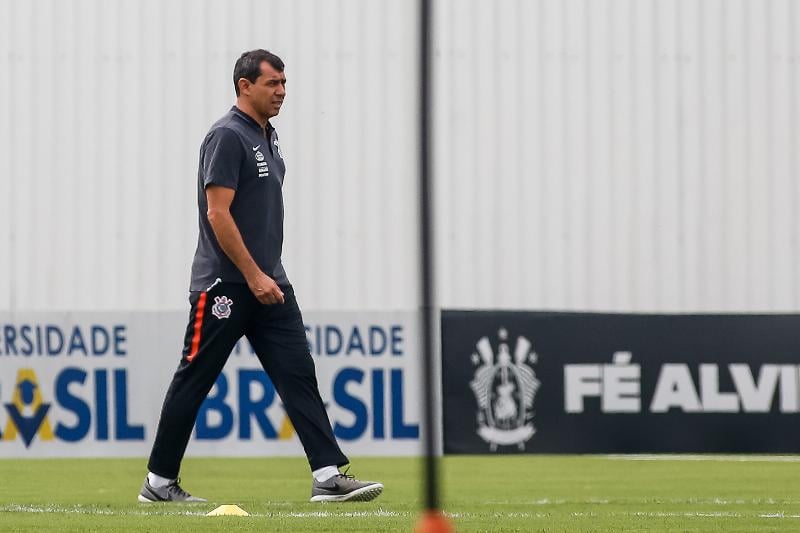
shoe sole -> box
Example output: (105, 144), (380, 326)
(138, 494), (207, 503)
(310, 483), (384, 503)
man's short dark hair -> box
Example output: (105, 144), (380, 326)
(233, 49), (284, 96)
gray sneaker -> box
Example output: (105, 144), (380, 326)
(310, 472), (384, 502)
(138, 477), (207, 503)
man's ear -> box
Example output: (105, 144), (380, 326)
(237, 78), (250, 96)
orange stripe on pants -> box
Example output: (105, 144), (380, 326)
(187, 292), (207, 362)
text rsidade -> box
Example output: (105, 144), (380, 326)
(0, 324), (127, 357)
(229, 324), (406, 358)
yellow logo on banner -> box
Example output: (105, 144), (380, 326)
(3, 369), (55, 445)
(278, 415), (295, 440)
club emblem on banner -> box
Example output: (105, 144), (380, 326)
(469, 328), (540, 451)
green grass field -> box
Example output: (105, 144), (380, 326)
(2, 455), (800, 531)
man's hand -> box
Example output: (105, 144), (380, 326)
(246, 271), (285, 305)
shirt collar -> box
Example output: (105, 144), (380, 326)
(230, 106), (274, 135)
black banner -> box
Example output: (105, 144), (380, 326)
(441, 311), (800, 454)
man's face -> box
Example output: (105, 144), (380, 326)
(243, 61), (286, 119)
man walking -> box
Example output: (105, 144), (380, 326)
(139, 49), (383, 503)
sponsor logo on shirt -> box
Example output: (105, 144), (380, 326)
(254, 151), (269, 178)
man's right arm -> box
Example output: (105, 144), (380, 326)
(206, 185), (284, 305)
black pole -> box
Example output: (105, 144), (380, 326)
(418, 0), (438, 513)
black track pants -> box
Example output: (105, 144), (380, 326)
(147, 283), (348, 479)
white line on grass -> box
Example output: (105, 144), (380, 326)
(629, 511), (742, 518)
(0, 504), (207, 516)
(264, 510), (410, 518)
(0, 505), (413, 519)
(445, 512), (546, 519)
(6, 504), (800, 521)
(627, 512), (800, 520)
(484, 499), (615, 506)
(485, 497), (800, 506)
(483, 499), (567, 505)
(0, 506), (539, 520)
(605, 454), (800, 462)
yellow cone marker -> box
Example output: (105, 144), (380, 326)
(206, 504), (250, 516)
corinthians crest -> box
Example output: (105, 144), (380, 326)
(470, 328), (540, 451)
(211, 296), (233, 319)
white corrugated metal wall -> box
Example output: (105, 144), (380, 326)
(436, 0), (800, 312)
(2, 0), (799, 313)
(1, 0), (418, 311)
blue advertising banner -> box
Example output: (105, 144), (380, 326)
(441, 311), (800, 454)
(0, 311), (421, 457)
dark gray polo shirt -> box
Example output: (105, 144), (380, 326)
(189, 106), (289, 291)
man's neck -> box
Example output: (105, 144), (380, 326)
(235, 100), (268, 129)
